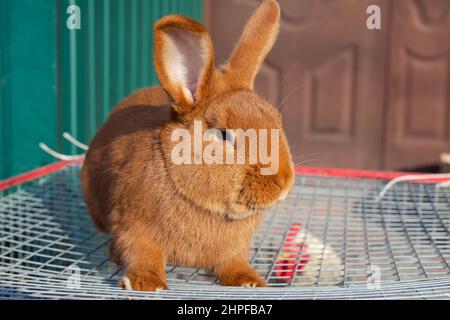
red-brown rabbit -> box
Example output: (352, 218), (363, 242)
(81, 0), (294, 291)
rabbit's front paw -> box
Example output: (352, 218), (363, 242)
(220, 272), (266, 288)
(120, 271), (168, 292)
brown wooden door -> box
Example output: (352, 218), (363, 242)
(383, 0), (450, 170)
(205, 0), (450, 170)
(206, 0), (389, 170)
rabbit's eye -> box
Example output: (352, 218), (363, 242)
(219, 129), (234, 144)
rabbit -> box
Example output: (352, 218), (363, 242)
(80, 0), (295, 291)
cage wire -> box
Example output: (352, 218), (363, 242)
(1, 163), (450, 300)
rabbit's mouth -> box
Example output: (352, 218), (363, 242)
(226, 210), (258, 221)
(226, 198), (275, 220)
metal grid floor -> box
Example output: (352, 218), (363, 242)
(1, 164), (450, 299)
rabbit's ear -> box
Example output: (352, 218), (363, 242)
(225, 0), (280, 89)
(154, 15), (214, 114)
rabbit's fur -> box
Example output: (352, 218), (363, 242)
(81, 0), (294, 291)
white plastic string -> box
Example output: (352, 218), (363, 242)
(377, 174), (450, 202)
(63, 132), (89, 151)
(38, 143), (84, 161)
(39, 132), (88, 161)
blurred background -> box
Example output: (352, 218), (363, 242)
(1, 0), (450, 179)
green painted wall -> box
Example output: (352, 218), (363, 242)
(0, 0), (57, 179)
(0, 0), (203, 179)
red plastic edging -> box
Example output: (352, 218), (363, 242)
(0, 157), (84, 192)
(294, 166), (416, 180)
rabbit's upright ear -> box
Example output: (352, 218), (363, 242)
(154, 15), (214, 114)
(225, 0), (280, 89)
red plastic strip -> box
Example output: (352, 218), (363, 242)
(0, 157), (84, 192)
(295, 166), (419, 180)
(296, 167), (450, 183)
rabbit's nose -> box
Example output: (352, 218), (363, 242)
(275, 176), (290, 201)
(273, 172), (289, 192)
(273, 172), (288, 190)
(278, 190), (289, 201)
(273, 161), (295, 200)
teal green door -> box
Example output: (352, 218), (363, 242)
(0, 0), (203, 179)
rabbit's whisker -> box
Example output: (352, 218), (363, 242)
(275, 57), (303, 98)
(295, 156), (336, 167)
(279, 83), (305, 112)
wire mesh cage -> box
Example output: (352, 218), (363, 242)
(1, 161), (450, 299)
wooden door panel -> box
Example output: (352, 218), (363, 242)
(384, 0), (450, 170)
(206, 0), (388, 169)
